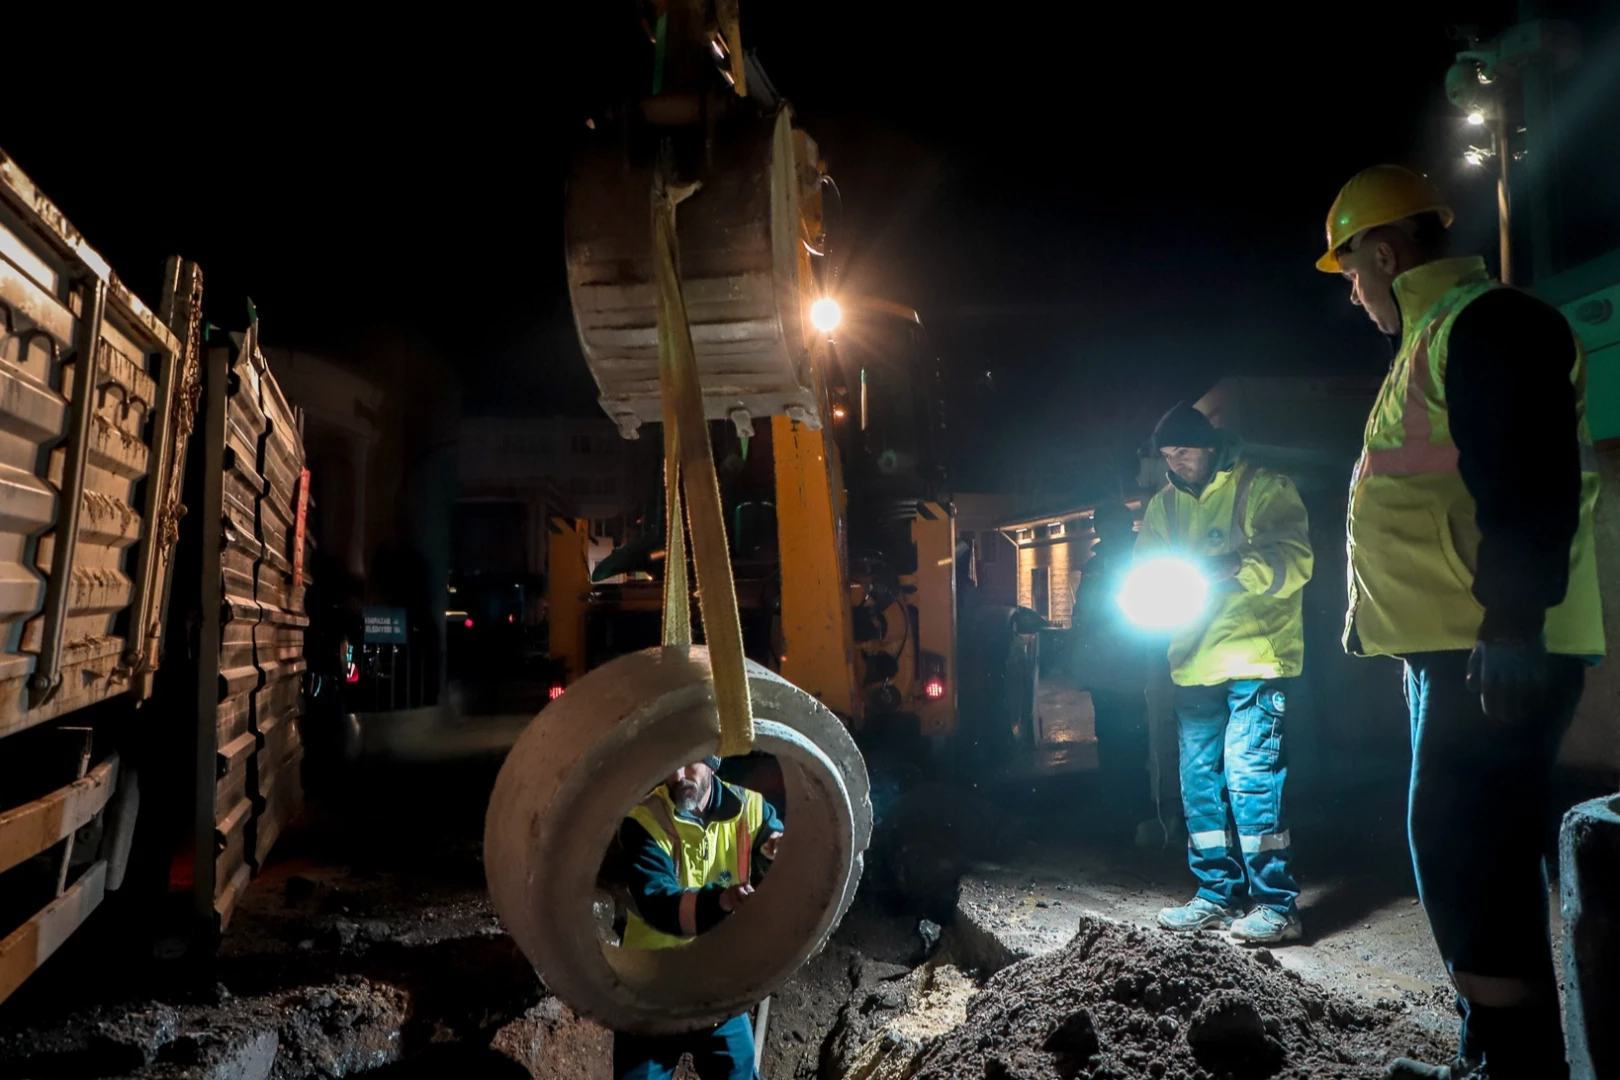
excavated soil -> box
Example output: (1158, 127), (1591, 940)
(909, 917), (1453, 1080)
(0, 758), (1471, 1079)
(0, 976), (411, 1079)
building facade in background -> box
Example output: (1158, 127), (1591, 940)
(953, 493), (1020, 610)
(995, 502), (1145, 629)
(457, 417), (656, 579)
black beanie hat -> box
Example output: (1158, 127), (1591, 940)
(1151, 402), (1218, 452)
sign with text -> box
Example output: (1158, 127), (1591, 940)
(362, 606), (409, 644)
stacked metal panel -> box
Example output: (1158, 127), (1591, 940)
(249, 363), (307, 869)
(0, 150), (196, 1004)
(0, 155), (189, 737)
(199, 326), (307, 928)
(211, 341), (268, 922)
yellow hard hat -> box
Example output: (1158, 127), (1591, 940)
(1315, 165), (1454, 273)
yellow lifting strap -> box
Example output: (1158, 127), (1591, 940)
(651, 173), (755, 757)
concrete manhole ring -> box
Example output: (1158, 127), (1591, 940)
(484, 646), (872, 1034)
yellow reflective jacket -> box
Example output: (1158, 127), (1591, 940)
(621, 782), (768, 951)
(1136, 457), (1314, 687)
(1345, 255), (1603, 658)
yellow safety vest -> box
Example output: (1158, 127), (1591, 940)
(621, 783), (768, 951)
(1344, 256), (1604, 659)
(1136, 459), (1314, 687)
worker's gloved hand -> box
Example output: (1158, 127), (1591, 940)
(759, 832), (782, 862)
(1194, 552), (1242, 583)
(1465, 636), (1548, 722)
(719, 884), (755, 913)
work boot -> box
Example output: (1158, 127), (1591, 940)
(1157, 897), (1239, 932)
(1229, 906), (1303, 945)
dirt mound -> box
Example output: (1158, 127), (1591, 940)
(0, 975), (409, 1079)
(910, 917), (1451, 1080)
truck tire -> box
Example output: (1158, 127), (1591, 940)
(484, 645), (871, 1035)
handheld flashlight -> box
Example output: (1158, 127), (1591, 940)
(1116, 556), (1210, 630)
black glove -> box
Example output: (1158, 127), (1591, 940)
(1465, 636), (1548, 722)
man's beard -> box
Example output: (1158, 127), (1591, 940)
(671, 780), (703, 815)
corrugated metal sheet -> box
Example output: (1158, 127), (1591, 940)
(212, 341), (267, 922)
(198, 326), (306, 927)
(0, 149), (196, 1006)
(0, 195), (183, 737)
(250, 359), (306, 868)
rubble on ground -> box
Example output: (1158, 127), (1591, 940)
(489, 998), (611, 1079)
(857, 916), (1452, 1080)
(825, 962), (976, 1080)
(0, 976), (408, 1080)
(761, 901), (931, 1080)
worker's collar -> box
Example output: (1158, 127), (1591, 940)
(1392, 255), (1490, 348)
(1167, 437), (1241, 499)
(661, 779), (745, 826)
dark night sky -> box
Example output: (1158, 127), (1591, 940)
(5, 2), (1618, 496)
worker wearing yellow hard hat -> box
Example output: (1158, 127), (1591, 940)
(1314, 164), (1455, 274)
(1319, 164), (1602, 1080)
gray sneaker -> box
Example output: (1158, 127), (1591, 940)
(1157, 897), (1240, 931)
(1230, 906), (1303, 944)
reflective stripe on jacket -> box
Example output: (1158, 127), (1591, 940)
(1136, 458), (1314, 687)
(1344, 256), (1604, 658)
(621, 782), (767, 951)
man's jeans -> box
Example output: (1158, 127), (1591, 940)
(1173, 678), (1298, 913)
(1405, 651), (1585, 1079)
(614, 1013), (756, 1080)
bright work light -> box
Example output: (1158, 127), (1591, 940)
(1116, 556), (1209, 630)
(810, 296), (842, 333)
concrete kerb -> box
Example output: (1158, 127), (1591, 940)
(484, 646), (872, 1035)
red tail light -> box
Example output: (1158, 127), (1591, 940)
(549, 683), (565, 701)
(924, 677), (946, 700)
(464, 617), (474, 629)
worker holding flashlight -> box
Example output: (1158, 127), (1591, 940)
(1133, 402), (1314, 945)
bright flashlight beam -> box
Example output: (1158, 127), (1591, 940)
(1466, 110), (1485, 126)
(1116, 556), (1210, 630)
(810, 296), (842, 333)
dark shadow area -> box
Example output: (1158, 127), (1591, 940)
(358, 1043), (533, 1078)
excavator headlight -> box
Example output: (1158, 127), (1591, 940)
(810, 296), (842, 333)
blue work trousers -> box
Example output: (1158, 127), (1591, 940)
(1405, 651), (1585, 1080)
(1173, 678), (1298, 913)
(613, 1013), (756, 1080)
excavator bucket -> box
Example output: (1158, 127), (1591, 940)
(564, 108), (824, 440)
